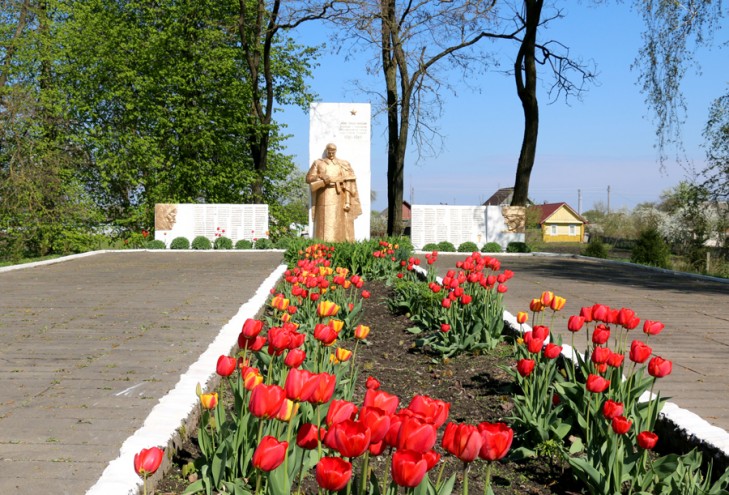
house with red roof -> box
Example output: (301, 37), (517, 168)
(530, 202), (587, 243)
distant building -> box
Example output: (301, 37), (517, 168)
(530, 202), (587, 243)
(379, 201), (412, 232)
(482, 187), (534, 207)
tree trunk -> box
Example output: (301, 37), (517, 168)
(511, 0), (543, 207)
(381, 0), (403, 236)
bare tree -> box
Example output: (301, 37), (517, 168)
(337, 0), (516, 235)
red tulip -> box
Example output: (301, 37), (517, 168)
(592, 324), (610, 345)
(297, 423), (326, 450)
(526, 334), (544, 354)
(364, 388), (399, 415)
(326, 419), (371, 458)
(441, 298), (452, 309)
(602, 399), (624, 420)
(643, 320), (665, 336)
(592, 304), (610, 322)
(579, 306), (594, 322)
(359, 406), (391, 444)
(249, 384), (286, 419)
(216, 355), (237, 377)
(284, 348), (306, 368)
(241, 318), (264, 338)
(648, 356), (672, 378)
(591, 346), (611, 364)
(316, 457), (353, 492)
(611, 415), (632, 435)
(477, 422), (513, 461)
(441, 422), (483, 463)
(532, 325), (550, 341)
(607, 351), (625, 368)
(134, 446), (164, 476)
(361, 289), (371, 299)
(407, 395), (450, 428)
(497, 284), (508, 294)
(252, 436), (288, 471)
(516, 358), (535, 377)
(637, 431), (659, 450)
(630, 340), (653, 364)
(326, 399), (358, 427)
(314, 323), (338, 346)
(543, 343), (562, 360)
(391, 449), (428, 488)
(308, 372), (337, 405)
(423, 449), (441, 470)
(585, 374), (610, 393)
(397, 415), (438, 453)
(365, 376), (381, 390)
(284, 368), (317, 402)
(568, 315), (585, 332)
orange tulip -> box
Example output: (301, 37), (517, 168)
(200, 392), (218, 410)
(317, 300), (341, 317)
(335, 347), (352, 362)
(354, 324), (370, 340)
(516, 312), (528, 324)
(550, 296), (566, 311)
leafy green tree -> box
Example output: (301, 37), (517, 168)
(702, 93), (729, 201)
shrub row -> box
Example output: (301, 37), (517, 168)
(419, 241), (527, 253)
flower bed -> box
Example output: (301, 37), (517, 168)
(145, 241), (729, 495)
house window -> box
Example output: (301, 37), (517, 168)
(569, 224), (577, 236)
(550, 225), (557, 236)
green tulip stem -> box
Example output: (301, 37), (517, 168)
(435, 459), (446, 490)
(142, 474), (148, 495)
(358, 451), (370, 495)
(381, 448), (391, 494)
(463, 462), (470, 495)
(296, 450), (307, 495)
(316, 405), (324, 460)
(483, 462), (493, 495)
(586, 393), (593, 446)
(646, 379), (657, 431)
(255, 470), (262, 495)
(283, 411), (296, 489)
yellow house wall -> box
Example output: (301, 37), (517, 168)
(541, 208), (585, 243)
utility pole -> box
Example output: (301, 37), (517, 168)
(578, 189), (582, 214)
(607, 185), (611, 214)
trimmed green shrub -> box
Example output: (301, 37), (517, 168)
(457, 241), (479, 253)
(214, 236), (233, 250)
(235, 239), (254, 250)
(170, 237), (190, 250)
(422, 243), (439, 252)
(254, 238), (273, 250)
(146, 240), (167, 250)
(481, 242), (502, 253)
(583, 237), (609, 259)
(631, 228), (671, 268)
(191, 236), (212, 250)
(437, 241), (456, 252)
(274, 237), (293, 250)
(506, 241), (531, 253)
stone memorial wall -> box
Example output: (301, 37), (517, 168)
(154, 204), (268, 246)
(411, 205), (525, 250)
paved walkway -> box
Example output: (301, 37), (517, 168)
(1, 251), (728, 494)
(0, 251), (284, 494)
(432, 254), (729, 433)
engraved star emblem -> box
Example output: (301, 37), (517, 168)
(350, 109), (357, 115)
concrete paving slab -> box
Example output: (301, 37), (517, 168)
(0, 251), (284, 494)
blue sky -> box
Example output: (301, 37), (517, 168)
(278, 2), (727, 213)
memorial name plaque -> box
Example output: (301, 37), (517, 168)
(155, 203), (269, 247)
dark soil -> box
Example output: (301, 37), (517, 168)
(156, 280), (584, 495)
